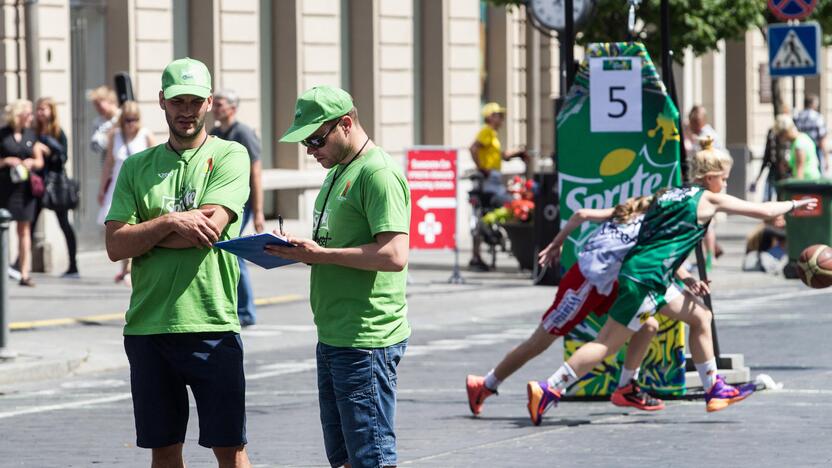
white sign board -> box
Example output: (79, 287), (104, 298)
(590, 57), (642, 133)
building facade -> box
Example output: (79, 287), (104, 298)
(2, 0), (831, 272)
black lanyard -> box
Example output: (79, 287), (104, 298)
(313, 137), (370, 243)
(167, 133), (209, 206)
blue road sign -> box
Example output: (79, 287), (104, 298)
(768, 22), (821, 77)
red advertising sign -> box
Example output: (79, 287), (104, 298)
(791, 194), (822, 217)
(768, 0), (817, 21)
(407, 148), (457, 250)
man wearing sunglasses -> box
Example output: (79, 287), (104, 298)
(267, 85), (410, 468)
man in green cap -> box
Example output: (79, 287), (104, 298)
(104, 57), (252, 467)
(266, 85), (411, 468)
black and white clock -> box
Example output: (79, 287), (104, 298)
(526, 0), (594, 33)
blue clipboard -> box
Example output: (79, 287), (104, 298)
(214, 233), (299, 269)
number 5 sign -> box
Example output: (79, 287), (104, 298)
(589, 57), (642, 133)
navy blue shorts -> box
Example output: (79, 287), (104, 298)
(123, 332), (247, 449)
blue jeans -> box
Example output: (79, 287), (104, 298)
(237, 204), (256, 325)
(316, 340), (407, 468)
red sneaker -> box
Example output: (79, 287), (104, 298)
(611, 380), (665, 411)
(466, 375), (496, 416)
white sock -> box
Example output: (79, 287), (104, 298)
(547, 363), (577, 392)
(618, 367), (638, 389)
(695, 358), (718, 391)
(484, 369), (501, 392)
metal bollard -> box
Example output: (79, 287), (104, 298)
(0, 208), (11, 358)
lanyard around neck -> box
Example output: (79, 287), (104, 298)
(312, 137), (370, 243)
(168, 133), (209, 207)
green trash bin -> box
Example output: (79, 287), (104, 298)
(776, 178), (832, 276)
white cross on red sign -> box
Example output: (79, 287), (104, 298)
(407, 148), (457, 250)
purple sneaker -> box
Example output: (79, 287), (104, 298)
(705, 374), (754, 412)
(527, 380), (561, 426)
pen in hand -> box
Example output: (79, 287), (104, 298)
(278, 215), (285, 236)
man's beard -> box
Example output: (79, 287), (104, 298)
(166, 112), (206, 142)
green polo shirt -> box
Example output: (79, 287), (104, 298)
(106, 136), (250, 335)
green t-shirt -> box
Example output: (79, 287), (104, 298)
(106, 136), (251, 335)
(789, 133), (821, 180)
(619, 185), (707, 292)
(310, 147), (411, 348)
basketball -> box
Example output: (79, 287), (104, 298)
(797, 244), (832, 289)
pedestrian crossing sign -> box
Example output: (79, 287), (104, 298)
(768, 22), (821, 77)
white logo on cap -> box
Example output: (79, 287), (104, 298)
(181, 70), (195, 81)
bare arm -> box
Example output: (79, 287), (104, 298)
(23, 142), (44, 171)
(470, 141), (484, 171)
(156, 204), (234, 249)
(250, 160), (265, 232)
(674, 264), (710, 296)
(704, 191), (816, 220)
(98, 136), (116, 205)
(538, 208), (615, 267)
(502, 147), (527, 161)
(794, 147), (807, 179)
(105, 207), (223, 261)
(106, 216), (178, 261)
(265, 231), (409, 272)
(0, 156), (20, 168)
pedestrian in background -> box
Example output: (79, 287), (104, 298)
(684, 105), (721, 158)
(0, 99), (43, 287)
(211, 89), (263, 327)
(104, 57), (252, 467)
(468, 102), (526, 271)
(269, 85), (410, 468)
(87, 85), (120, 160)
(775, 113), (820, 180)
(794, 93), (828, 174)
(98, 101), (155, 285)
(31, 97), (79, 278)
(753, 107), (792, 202)
(685, 105), (723, 269)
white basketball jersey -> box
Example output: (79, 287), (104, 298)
(577, 214), (644, 295)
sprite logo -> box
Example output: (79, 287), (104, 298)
(560, 144), (677, 217)
(559, 144), (678, 256)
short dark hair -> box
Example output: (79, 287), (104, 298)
(805, 94), (820, 109)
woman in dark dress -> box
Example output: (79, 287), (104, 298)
(32, 97), (78, 277)
(0, 99), (43, 286)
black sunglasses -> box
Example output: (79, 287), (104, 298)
(302, 118), (342, 149)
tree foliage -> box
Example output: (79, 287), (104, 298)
(486, 0), (771, 63)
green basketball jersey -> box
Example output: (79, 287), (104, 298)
(619, 185), (707, 291)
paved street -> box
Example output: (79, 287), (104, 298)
(2, 217), (832, 467)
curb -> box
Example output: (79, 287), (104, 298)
(0, 354), (86, 387)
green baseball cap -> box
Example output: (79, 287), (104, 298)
(280, 86), (354, 143)
(161, 57), (212, 99)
